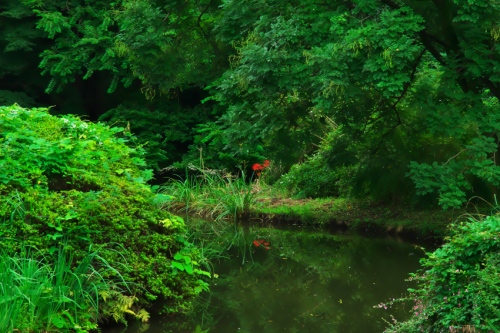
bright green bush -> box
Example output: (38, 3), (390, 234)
(0, 104), (208, 316)
(381, 214), (500, 332)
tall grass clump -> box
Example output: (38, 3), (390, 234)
(0, 245), (144, 333)
(159, 169), (264, 221)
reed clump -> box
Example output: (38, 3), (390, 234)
(158, 169), (267, 221)
(0, 245), (144, 333)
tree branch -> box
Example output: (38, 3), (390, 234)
(442, 149), (469, 167)
(371, 121), (402, 156)
(481, 77), (500, 101)
(197, 0), (214, 41)
(420, 30), (449, 49)
(371, 50), (425, 155)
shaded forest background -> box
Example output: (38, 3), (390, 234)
(2, 0), (500, 209)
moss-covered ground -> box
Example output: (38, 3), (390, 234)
(251, 196), (489, 238)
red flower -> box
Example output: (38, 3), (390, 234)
(264, 243), (270, 246)
(253, 240), (260, 247)
(253, 160), (272, 177)
(259, 240), (264, 243)
(252, 161), (271, 171)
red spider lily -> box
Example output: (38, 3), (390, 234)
(253, 239), (271, 250)
(252, 164), (264, 171)
(252, 160), (271, 175)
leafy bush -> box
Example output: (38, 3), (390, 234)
(381, 214), (500, 332)
(276, 127), (353, 199)
(277, 108), (474, 207)
(277, 153), (343, 199)
(0, 104), (208, 316)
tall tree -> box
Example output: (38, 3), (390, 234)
(207, 0), (500, 208)
(23, 0), (231, 170)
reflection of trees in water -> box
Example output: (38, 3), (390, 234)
(102, 223), (422, 333)
(183, 224), (419, 333)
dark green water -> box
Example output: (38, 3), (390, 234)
(103, 225), (429, 333)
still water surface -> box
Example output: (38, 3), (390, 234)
(103, 224), (429, 333)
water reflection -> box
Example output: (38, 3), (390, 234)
(104, 224), (426, 333)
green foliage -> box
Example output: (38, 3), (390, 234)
(159, 169), (262, 221)
(277, 127), (350, 199)
(98, 100), (215, 171)
(0, 245), (133, 333)
(0, 104), (208, 316)
(0, 90), (36, 108)
(0, 0), (43, 76)
(0, 0), (53, 111)
(206, 0), (500, 207)
(275, 53), (494, 206)
(24, 0), (228, 94)
(383, 214), (500, 332)
(11, 0), (500, 208)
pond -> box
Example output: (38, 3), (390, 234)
(103, 223), (433, 333)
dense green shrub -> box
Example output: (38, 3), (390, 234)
(276, 128), (354, 199)
(277, 153), (343, 199)
(277, 106), (473, 207)
(0, 104), (209, 316)
(381, 214), (500, 332)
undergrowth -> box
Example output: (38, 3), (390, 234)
(158, 169), (267, 221)
(379, 206), (500, 332)
(0, 244), (145, 333)
(0, 104), (208, 319)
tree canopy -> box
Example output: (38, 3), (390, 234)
(1, 0), (499, 208)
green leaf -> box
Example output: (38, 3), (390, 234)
(51, 315), (66, 329)
(487, 319), (500, 333)
(184, 263), (193, 274)
(171, 261), (184, 271)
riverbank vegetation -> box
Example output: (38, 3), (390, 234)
(0, 245), (140, 332)
(158, 170), (260, 221)
(381, 213), (500, 332)
(159, 168), (474, 238)
(0, 105), (210, 327)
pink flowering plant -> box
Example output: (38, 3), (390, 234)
(378, 215), (500, 333)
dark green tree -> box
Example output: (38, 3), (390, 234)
(21, 0), (232, 170)
(17, 0), (500, 207)
(207, 0), (500, 207)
